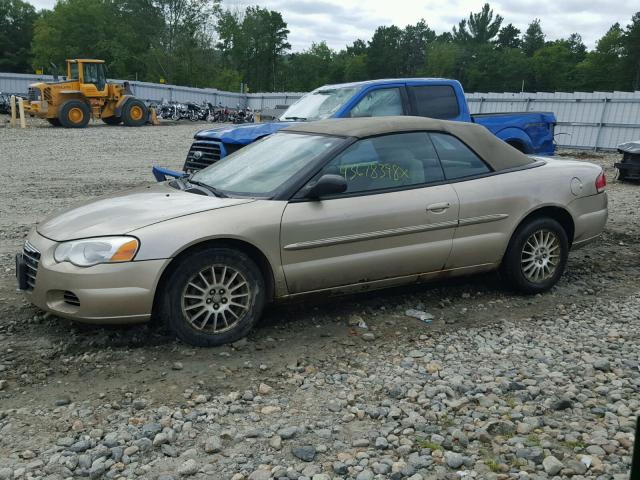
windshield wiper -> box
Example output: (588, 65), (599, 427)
(283, 116), (307, 121)
(188, 179), (228, 198)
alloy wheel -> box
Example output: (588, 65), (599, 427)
(520, 229), (561, 283)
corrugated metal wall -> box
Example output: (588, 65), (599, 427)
(2, 72), (639, 150)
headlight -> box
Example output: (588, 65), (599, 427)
(54, 236), (139, 267)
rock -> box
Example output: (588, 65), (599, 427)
(248, 469), (271, 480)
(516, 447), (544, 464)
(551, 398), (573, 411)
(277, 426), (298, 439)
(444, 451), (464, 469)
(261, 405), (281, 414)
(178, 459), (199, 476)
(356, 470), (374, 480)
(20, 450), (36, 459)
(0, 468), (12, 480)
(258, 383), (273, 395)
(269, 435), (282, 450)
(172, 362), (184, 370)
(292, 445), (316, 462)
(361, 332), (375, 341)
(54, 396), (71, 406)
(375, 436), (389, 449)
(333, 462), (348, 475)
(542, 456), (564, 475)
(132, 398), (147, 410)
(352, 438), (369, 447)
(153, 432), (170, 446)
(204, 436), (222, 453)
(592, 358), (610, 371)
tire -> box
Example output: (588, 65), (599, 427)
(121, 98), (148, 127)
(501, 217), (569, 294)
(46, 118), (61, 126)
(59, 100), (90, 128)
(159, 248), (266, 347)
(102, 115), (121, 125)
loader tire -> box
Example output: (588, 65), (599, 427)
(59, 100), (90, 128)
(102, 116), (122, 125)
(122, 99), (147, 127)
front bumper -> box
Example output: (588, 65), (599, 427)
(18, 231), (170, 324)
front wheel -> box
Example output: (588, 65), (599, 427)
(501, 217), (569, 294)
(122, 99), (148, 127)
(159, 248), (266, 347)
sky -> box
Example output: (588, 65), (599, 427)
(26, 0), (639, 51)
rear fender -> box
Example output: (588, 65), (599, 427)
(494, 127), (534, 153)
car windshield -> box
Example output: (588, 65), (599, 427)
(191, 133), (343, 197)
(280, 87), (359, 121)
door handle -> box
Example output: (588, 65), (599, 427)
(427, 202), (451, 213)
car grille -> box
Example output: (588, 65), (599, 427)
(63, 291), (81, 307)
(23, 241), (41, 290)
(183, 140), (224, 172)
(27, 87), (40, 102)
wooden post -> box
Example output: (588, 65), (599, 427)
(10, 95), (16, 127)
(18, 97), (26, 128)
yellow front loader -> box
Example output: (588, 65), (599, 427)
(24, 59), (153, 128)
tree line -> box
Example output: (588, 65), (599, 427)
(1, 0), (639, 93)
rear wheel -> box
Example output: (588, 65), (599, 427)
(102, 115), (121, 125)
(46, 118), (61, 126)
(501, 217), (569, 294)
(122, 99), (147, 127)
(159, 248), (266, 347)
(59, 100), (90, 128)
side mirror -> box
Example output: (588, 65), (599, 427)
(305, 174), (347, 199)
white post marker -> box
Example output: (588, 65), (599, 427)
(18, 97), (26, 129)
(10, 95), (16, 127)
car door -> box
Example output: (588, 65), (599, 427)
(280, 132), (460, 294)
(428, 132), (517, 269)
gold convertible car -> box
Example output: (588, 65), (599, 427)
(16, 117), (608, 346)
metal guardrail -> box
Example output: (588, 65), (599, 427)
(1, 72), (638, 150)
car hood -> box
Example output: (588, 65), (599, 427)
(195, 121), (300, 145)
(37, 183), (254, 241)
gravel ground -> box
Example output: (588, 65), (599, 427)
(0, 117), (638, 480)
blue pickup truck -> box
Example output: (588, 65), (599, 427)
(182, 78), (556, 172)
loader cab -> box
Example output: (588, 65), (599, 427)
(67, 59), (108, 97)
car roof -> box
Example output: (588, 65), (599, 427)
(283, 116), (535, 172)
(314, 78), (459, 90)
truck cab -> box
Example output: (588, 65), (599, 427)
(183, 79), (556, 172)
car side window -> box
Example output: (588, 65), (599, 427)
(348, 88), (404, 118)
(409, 85), (460, 119)
(429, 132), (491, 179)
(319, 132), (444, 195)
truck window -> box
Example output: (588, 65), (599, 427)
(69, 63), (78, 80)
(409, 85), (459, 119)
(429, 132), (490, 179)
(349, 88), (404, 118)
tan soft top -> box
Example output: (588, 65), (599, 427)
(283, 116), (534, 172)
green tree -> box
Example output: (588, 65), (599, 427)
(399, 20), (436, 75)
(623, 12), (640, 89)
(453, 3), (503, 45)
(496, 23), (520, 49)
(216, 6), (290, 91)
(522, 19), (545, 56)
(0, 0), (37, 72)
(575, 24), (626, 91)
(32, 0), (164, 80)
(366, 25), (403, 78)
